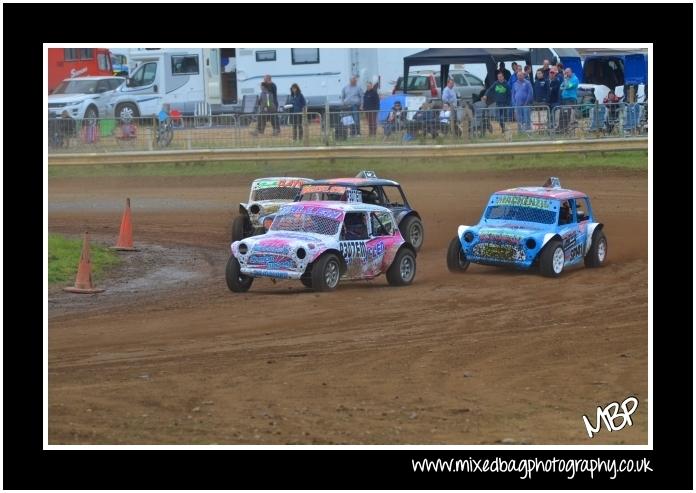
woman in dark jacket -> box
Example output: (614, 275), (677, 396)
(362, 81), (380, 137)
(289, 83), (307, 141)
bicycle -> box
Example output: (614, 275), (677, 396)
(155, 109), (174, 148)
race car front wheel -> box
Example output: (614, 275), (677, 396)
(226, 256), (253, 292)
(311, 254), (341, 292)
(446, 236), (470, 273)
(540, 240), (564, 278)
(584, 229), (607, 268)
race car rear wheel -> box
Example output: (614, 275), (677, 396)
(446, 236), (470, 272)
(584, 229), (607, 268)
(540, 240), (564, 278)
(399, 215), (424, 251)
(311, 254), (341, 292)
(231, 215), (252, 243)
(387, 248), (416, 286)
(225, 256), (253, 292)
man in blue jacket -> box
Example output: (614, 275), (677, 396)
(511, 70), (533, 132)
(560, 67), (579, 105)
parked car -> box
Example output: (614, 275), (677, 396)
(226, 201), (417, 292)
(232, 177), (314, 242)
(447, 177), (607, 277)
(48, 76), (125, 120)
(392, 70), (485, 104)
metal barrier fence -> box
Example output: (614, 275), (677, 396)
(47, 112), (324, 153)
(47, 103), (647, 154)
(466, 102), (648, 141)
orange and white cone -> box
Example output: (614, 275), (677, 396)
(111, 197), (138, 251)
(64, 232), (105, 294)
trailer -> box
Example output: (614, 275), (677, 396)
(109, 48), (391, 119)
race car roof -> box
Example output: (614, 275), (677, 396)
(252, 177), (313, 183)
(279, 200), (393, 214)
(310, 178), (400, 187)
(495, 187), (587, 200)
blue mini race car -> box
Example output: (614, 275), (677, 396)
(447, 177), (607, 277)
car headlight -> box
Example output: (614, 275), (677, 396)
(525, 238), (536, 249)
(238, 243), (248, 255)
(249, 204), (261, 215)
(296, 247), (306, 260)
(463, 231), (474, 242)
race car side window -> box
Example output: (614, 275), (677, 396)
(575, 198), (590, 222)
(382, 186), (405, 207)
(342, 212), (369, 241)
(370, 211), (394, 236)
(558, 200), (574, 225)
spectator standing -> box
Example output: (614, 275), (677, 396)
(472, 92), (493, 136)
(508, 65), (521, 92)
(510, 62), (519, 78)
(483, 71), (511, 132)
(498, 61), (512, 82)
(555, 63), (565, 82)
(442, 78), (458, 108)
(288, 83), (306, 141)
(251, 82), (278, 136)
(511, 70), (534, 132)
(362, 81), (380, 137)
(540, 59), (551, 80)
(548, 67), (562, 126)
(524, 65), (533, 81)
(603, 89), (621, 133)
(341, 76), (364, 136)
(263, 74), (280, 135)
(533, 69), (550, 104)
(560, 67), (579, 105)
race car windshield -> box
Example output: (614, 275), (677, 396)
(485, 205), (556, 224)
(252, 186), (302, 201)
(270, 213), (341, 236)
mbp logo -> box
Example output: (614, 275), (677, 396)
(582, 396), (639, 438)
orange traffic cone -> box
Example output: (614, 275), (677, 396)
(111, 197), (138, 251)
(64, 232), (105, 294)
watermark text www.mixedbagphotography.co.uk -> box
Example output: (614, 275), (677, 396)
(411, 456), (652, 479)
(582, 395), (639, 439)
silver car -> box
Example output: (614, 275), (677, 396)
(48, 76), (125, 120)
(391, 70), (485, 104)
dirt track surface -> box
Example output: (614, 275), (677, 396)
(48, 168), (648, 444)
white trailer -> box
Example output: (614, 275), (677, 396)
(234, 47), (379, 110)
(110, 47), (437, 119)
(111, 48), (238, 119)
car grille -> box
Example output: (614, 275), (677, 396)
(472, 242), (526, 262)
